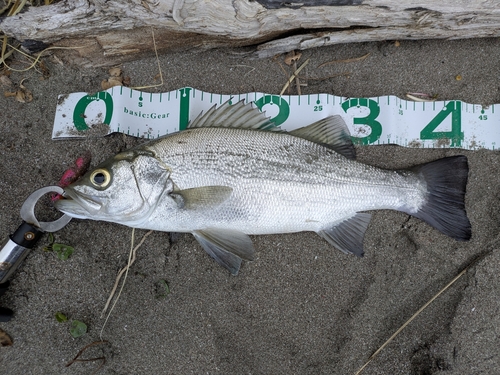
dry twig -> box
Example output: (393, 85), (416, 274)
(66, 340), (109, 375)
(317, 53), (370, 69)
(130, 27), (164, 90)
(279, 58), (310, 96)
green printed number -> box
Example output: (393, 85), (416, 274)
(341, 98), (382, 145)
(179, 87), (192, 131)
(254, 95), (290, 126)
(73, 92), (113, 131)
(420, 101), (463, 147)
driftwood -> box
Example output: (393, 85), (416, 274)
(1, 0), (500, 66)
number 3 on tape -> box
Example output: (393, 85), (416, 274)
(341, 98), (382, 145)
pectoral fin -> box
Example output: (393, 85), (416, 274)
(317, 213), (372, 257)
(173, 186), (233, 210)
(192, 228), (255, 275)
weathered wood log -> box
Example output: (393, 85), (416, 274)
(1, 0), (500, 67)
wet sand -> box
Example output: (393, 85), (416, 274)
(1, 38), (500, 374)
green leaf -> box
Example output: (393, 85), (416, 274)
(161, 280), (170, 295)
(53, 243), (74, 260)
(70, 320), (87, 338)
(55, 312), (68, 323)
(43, 233), (55, 252)
(156, 279), (170, 298)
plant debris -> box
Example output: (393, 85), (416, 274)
(70, 320), (88, 338)
(55, 312), (68, 323)
(53, 243), (74, 260)
(4, 78), (33, 103)
(101, 67), (130, 90)
(43, 233), (75, 260)
(156, 279), (170, 298)
(354, 252), (490, 375)
(317, 52), (370, 69)
(0, 74), (13, 87)
(0, 328), (13, 347)
(284, 51), (302, 66)
(129, 27), (164, 90)
(406, 92), (438, 102)
(100, 229), (153, 339)
(279, 57), (309, 96)
(66, 340), (109, 374)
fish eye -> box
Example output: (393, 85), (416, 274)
(90, 169), (111, 188)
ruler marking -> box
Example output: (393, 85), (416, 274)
(53, 88), (500, 149)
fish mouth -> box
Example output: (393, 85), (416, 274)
(54, 188), (103, 218)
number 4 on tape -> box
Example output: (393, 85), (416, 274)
(420, 101), (463, 147)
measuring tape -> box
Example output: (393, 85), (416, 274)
(53, 87), (499, 150)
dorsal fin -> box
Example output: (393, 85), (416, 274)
(290, 115), (356, 160)
(188, 100), (276, 130)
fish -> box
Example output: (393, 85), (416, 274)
(55, 100), (471, 275)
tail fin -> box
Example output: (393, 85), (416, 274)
(409, 155), (471, 241)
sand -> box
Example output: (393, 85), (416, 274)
(1, 38), (500, 374)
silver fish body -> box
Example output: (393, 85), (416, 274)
(56, 101), (471, 274)
(140, 127), (422, 233)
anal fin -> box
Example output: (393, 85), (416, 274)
(317, 213), (372, 257)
